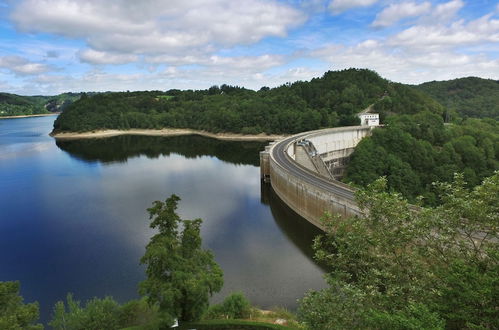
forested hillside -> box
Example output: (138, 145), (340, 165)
(52, 69), (444, 135)
(0, 92), (82, 117)
(345, 114), (498, 204)
(416, 77), (499, 119)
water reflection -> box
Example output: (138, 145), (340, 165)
(56, 135), (267, 166)
(1, 118), (327, 325)
(261, 183), (326, 271)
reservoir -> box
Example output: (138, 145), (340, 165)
(0, 116), (326, 324)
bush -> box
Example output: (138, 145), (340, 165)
(50, 295), (160, 330)
(204, 292), (252, 320)
(118, 298), (159, 328)
(50, 294), (121, 330)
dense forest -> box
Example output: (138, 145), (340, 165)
(52, 69), (444, 135)
(0, 92), (83, 117)
(416, 77), (499, 119)
(345, 113), (499, 204)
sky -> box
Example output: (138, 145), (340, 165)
(0, 0), (498, 95)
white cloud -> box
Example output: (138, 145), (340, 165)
(328, 0), (378, 14)
(431, 0), (464, 22)
(388, 14), (499, 50)
(78, 49), (139, 65)
(372, 1), (431, 27)
(4, 0), (499, 95)
(147, 53), (284, 71)
(0, 55), (53, 75)
(311, 38), (499, 84)
(11, 0), (305, 57)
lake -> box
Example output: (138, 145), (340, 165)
(0, 116), (326, 324)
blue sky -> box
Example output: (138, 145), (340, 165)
(0, 0), (498, 95)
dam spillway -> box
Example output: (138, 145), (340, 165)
(260, 126), (374, 230)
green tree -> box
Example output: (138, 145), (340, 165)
(0, 281), (43, 330)
(204, 292), (252, 320)
(139, 194), (223, 326)
(50, 294), (121, 330)
(299, 172), (499, 329)
(365, 303), (445, 330)
(49, 294), (158, 330)
(345, 114), (498, 204)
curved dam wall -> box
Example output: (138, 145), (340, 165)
(260, 126), (374, 230)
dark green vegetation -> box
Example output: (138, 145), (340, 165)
(50, 295), (157, 330)
(0, 281), (42, 329)
(139, 194), (224, 326)
(299, 173), (499, 329)
(52, 69), (444, 134)
(204, 292), (253, 320)
(345, 113), (498, 204)
(56, 135), (267, 166)
(417, 77), (499, 119)
(0, 92), (83, 116)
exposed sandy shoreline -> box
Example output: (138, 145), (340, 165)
(0, 113), (59, 119)
(51, 128), (286, 141)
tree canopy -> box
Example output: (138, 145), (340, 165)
(0, 281), (43, 329)
(344, 114), (498, 204)
(416, 77), (499, 120)
(52, 69), (445, 135)
(49, 294), (158, 330)
(298, 172), (499, 329)
(139, 194), (223, 326)
(0, 92), (82, 117)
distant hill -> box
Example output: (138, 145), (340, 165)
(416, 77), (499, 119)
(0, 92), (83, 117)
(52, 69), (445, 135)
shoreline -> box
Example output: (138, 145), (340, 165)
(50, 128), (286, 141)
(0, 113), (59, 119)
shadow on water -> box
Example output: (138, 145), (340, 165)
(261, 182), (329, 273)
(55, 134), (268, 166)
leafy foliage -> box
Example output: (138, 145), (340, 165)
(139, 194), (223, 325)
(50, 294), (121, 330)
(0, 281), (43, 329)
(365, 303), (445, 330)
(0, 92), (82, 116)
(345, 113), (498, 203)
(204, 292), (253, 320)
(53, 69), (444, 134)
(49, 295), (158, 330)
(416, 77), (499, 119)
(298, 173), (499, 329)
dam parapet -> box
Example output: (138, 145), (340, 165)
(260, 125), (375, 230)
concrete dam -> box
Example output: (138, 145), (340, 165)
(260, 126), (374, 230)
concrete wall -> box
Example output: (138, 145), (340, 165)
(269, 159), (361, 230)
(294, 144), (317, 173)
(261, 126), (373, 230)
(305, 126), (372, 162)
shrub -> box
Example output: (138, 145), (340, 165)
(204, 292), (252, 320)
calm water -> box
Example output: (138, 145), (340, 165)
(0, 116), (326, 324)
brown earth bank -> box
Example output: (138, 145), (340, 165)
(0, 113), (59, 119)
(50, 128), (286, 141)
